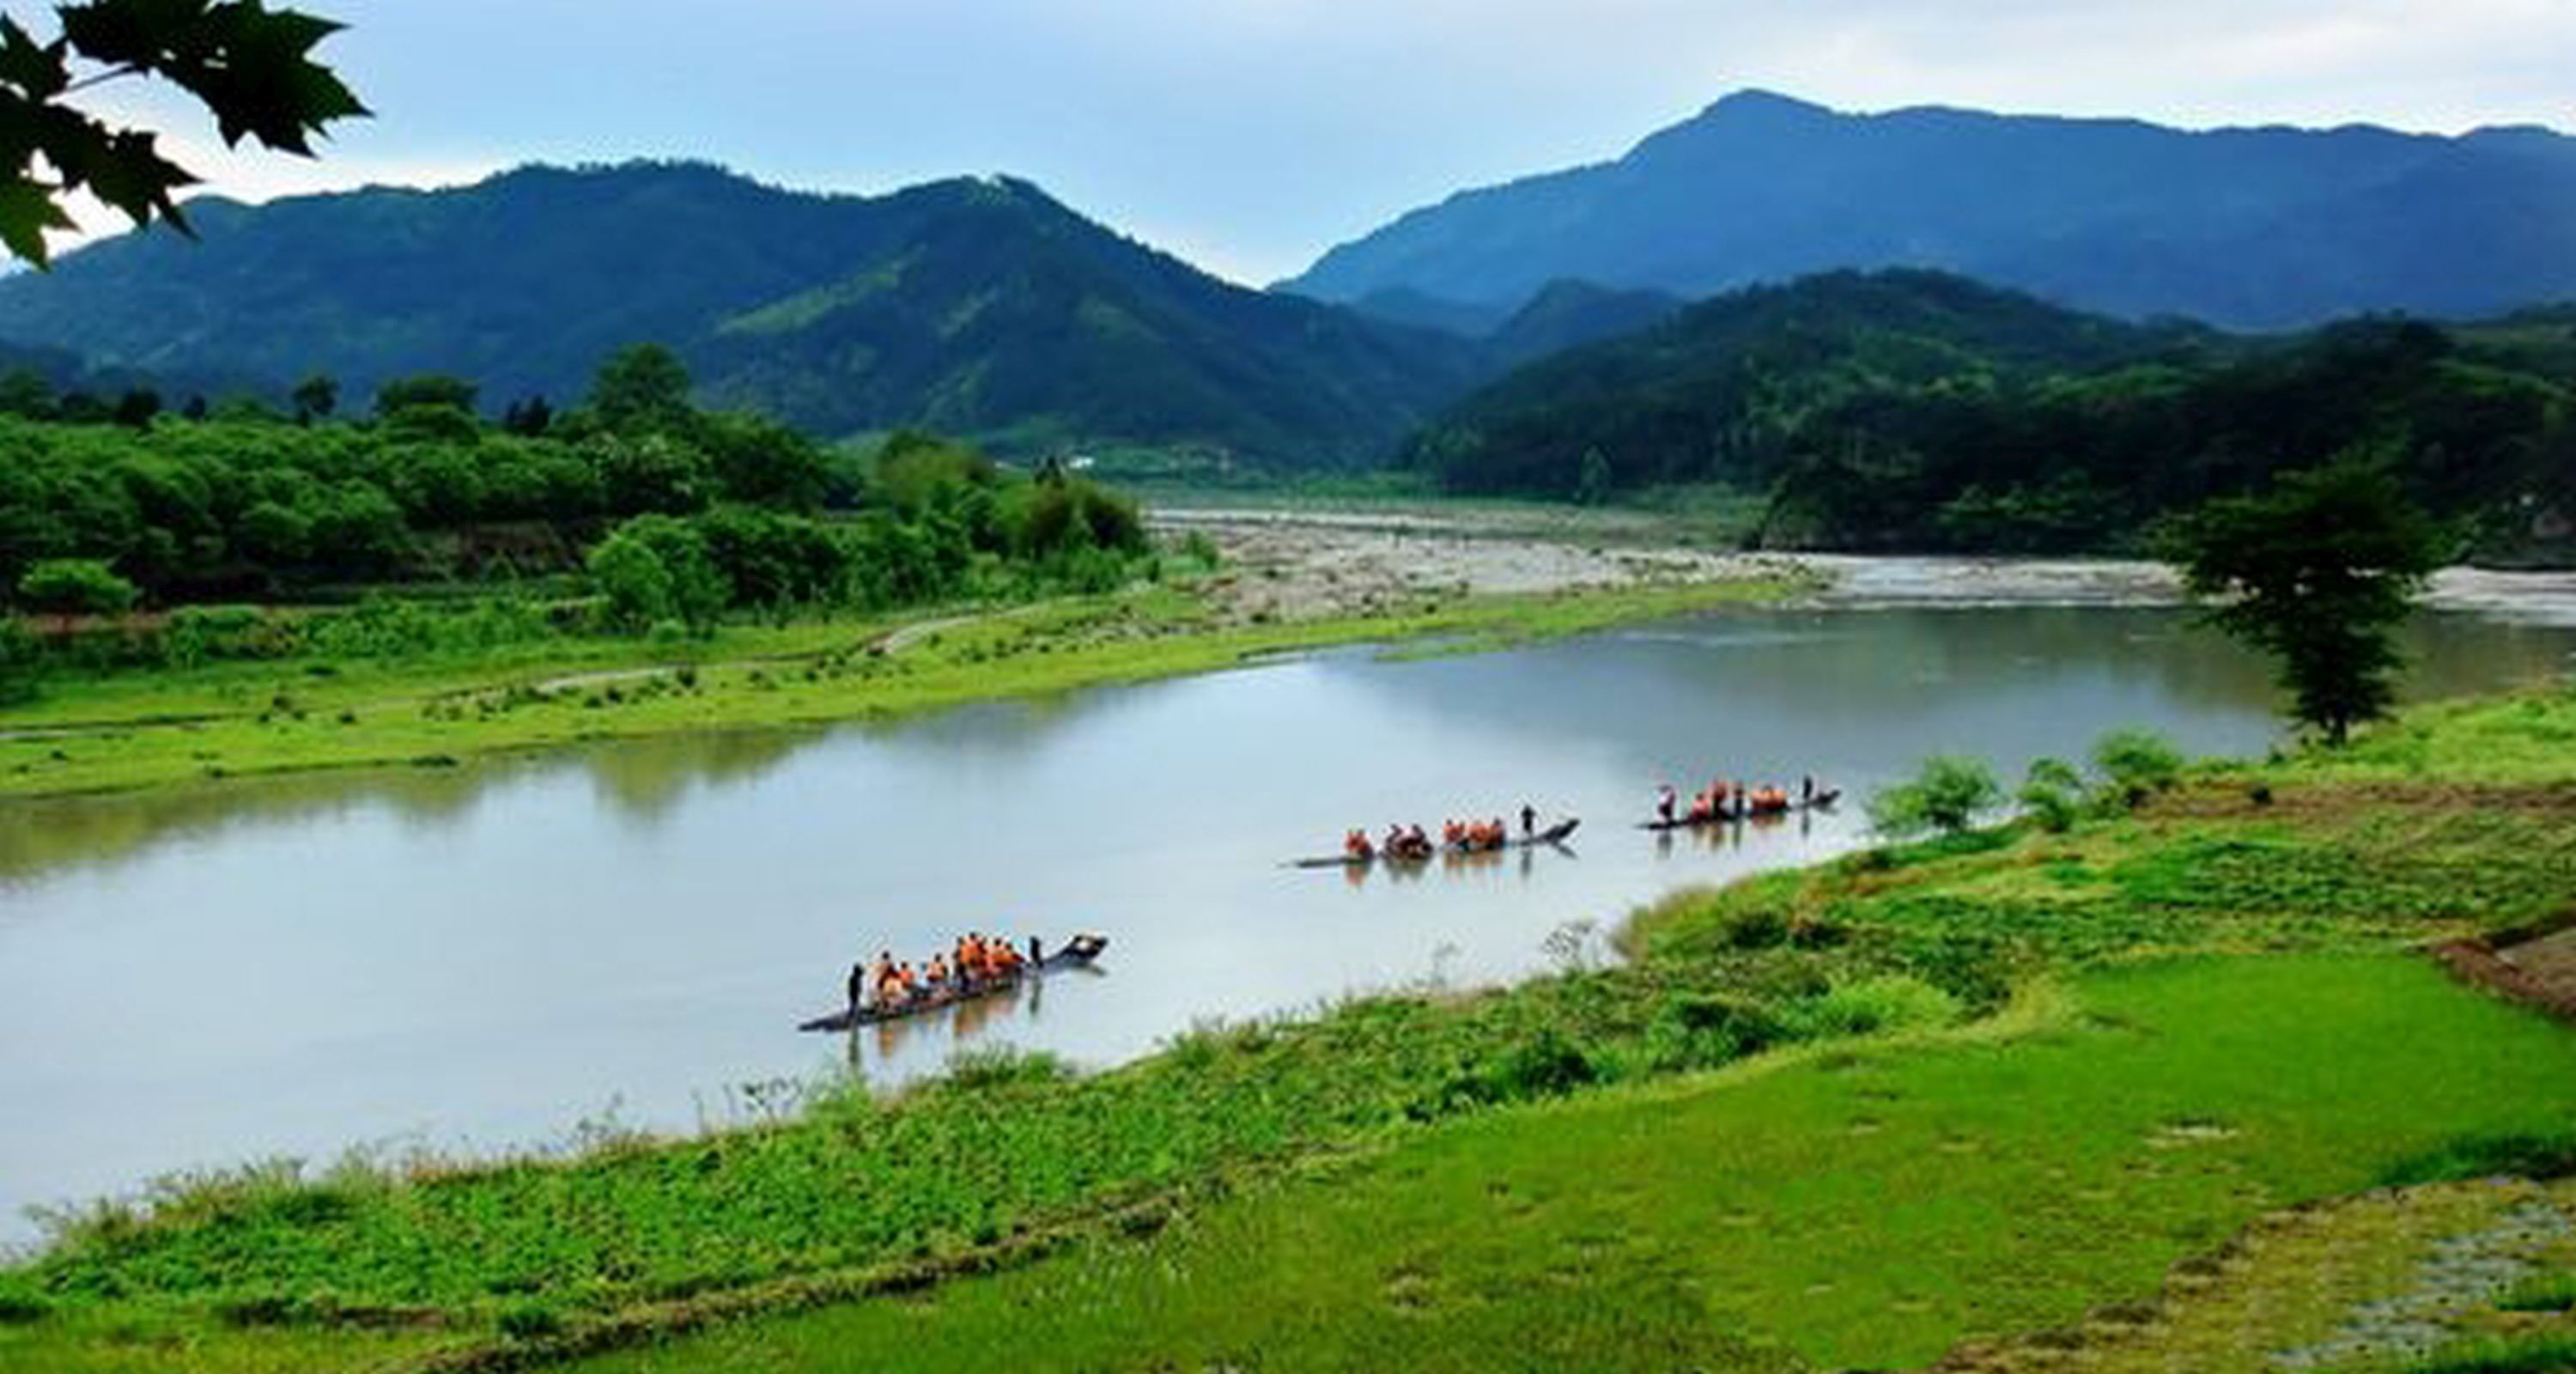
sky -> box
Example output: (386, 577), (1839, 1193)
(58, 0), (2576, 285)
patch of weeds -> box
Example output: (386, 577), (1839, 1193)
(2381, 1129), (2576, 1187)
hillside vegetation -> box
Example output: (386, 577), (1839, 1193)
(1405, 271), (2576, 559)
(0, 164), (1479, 464)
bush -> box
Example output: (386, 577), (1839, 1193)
(15, 558), (137, 618)
(2019, 757), (2086, 832)
(1868, 756), (2003, 837)
(1783, 976), (1963, 1039)
(1646, 993), (1783, 1069)
(1484, 1029), (1598, 1101)
(2092, 728), (2185, 806)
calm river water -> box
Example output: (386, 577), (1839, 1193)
(2, 604), (2570, 1243)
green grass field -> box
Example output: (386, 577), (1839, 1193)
(570, 957), (2576, 1374)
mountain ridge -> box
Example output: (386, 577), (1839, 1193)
(0, 161), (1480, 463)
(1282, 90), (2576, 331)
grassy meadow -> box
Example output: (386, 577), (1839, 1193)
(0, 574), (1807, 799)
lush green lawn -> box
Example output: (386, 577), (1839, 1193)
(0, 575), (1803, 798)
(571, 956), (2576, 1373)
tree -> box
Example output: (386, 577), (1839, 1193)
(0, 1), (366, 266)
(587, 514), (726, 634)
(374, 374), (477, 417)
(2162, 460), (2449, 745)
(15, 555), (136, 626)
(587, 343), (693, 435)
(291, 372), (337, 423)
(1867, 755), (2002, 838)
(111, 385), (157, 428)
(500, 393), (552, 437)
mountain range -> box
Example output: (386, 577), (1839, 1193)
(1284, 90), (2576, 332)
(0, 92), (2570, 465)
(0, 163), (1479, 463)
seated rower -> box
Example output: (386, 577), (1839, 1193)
(926, 954), (951, 987)
(1346, 829), (1373, 860)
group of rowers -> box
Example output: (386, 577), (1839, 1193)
(1657, 776), (1837, 825)
(1344, 804), (1544, 861)
(848, 931), (1038, 1012)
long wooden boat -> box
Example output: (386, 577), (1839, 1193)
(1637, 793), (1839, 830)
(1291, 818), (1580, 868)
(799, 934), (1108, 1031)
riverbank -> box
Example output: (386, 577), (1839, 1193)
(0, 569), (1814, 800)
(4, 683), (2571, 1373)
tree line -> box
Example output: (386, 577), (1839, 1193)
(0, 343), (1150, 641)
(1406, 273), (2573, 562)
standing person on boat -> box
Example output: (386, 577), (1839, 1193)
(847, 961), (866, 1018)
(1656, 784), (1677, 826)
(1520, 804), (1537, 838)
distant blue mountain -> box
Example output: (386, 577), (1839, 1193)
(1282, 91), (2576, 331)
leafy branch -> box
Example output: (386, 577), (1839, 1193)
(0, 0), (363, 266)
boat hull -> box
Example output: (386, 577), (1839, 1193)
(800, 938), (1107, 1032)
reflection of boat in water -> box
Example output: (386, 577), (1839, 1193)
(1291, 818), (1580, 869)
(799, 934), (1107, 1032)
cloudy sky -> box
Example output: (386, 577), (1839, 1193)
(70, 0), (2576, 283)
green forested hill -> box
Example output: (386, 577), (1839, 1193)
(0, 163), (1479, 464)
(1406, 270), (2576, 558)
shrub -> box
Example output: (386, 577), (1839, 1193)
(15, 558), (137, 619)
(1484, 1029), (1597, 1101)
(2019, 756), (2086, 832)
(1647, 993), (1783, 1067)
(1868, 756), (2003, 837)
(496, 1299), (565, 1340)
(1718, 908), (1789, 950)
(1784, 976), (1963, 1039)
(2092, 728), (2186, 806)
(2380, 1129), (2576, 1187)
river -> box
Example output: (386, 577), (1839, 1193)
(1, 602), (2570, 1246)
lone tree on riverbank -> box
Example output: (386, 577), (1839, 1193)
(2161, 460), (2449, 745)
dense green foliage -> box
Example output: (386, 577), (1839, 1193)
(0, 347), (1146, 634)
(1287, 88), (2576, 331)
(1406, 271), (2574, 560)
(2164, 464), (2450, 743)
(0, 162), (1481, 462)
(1865, 753), (2004, 837)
